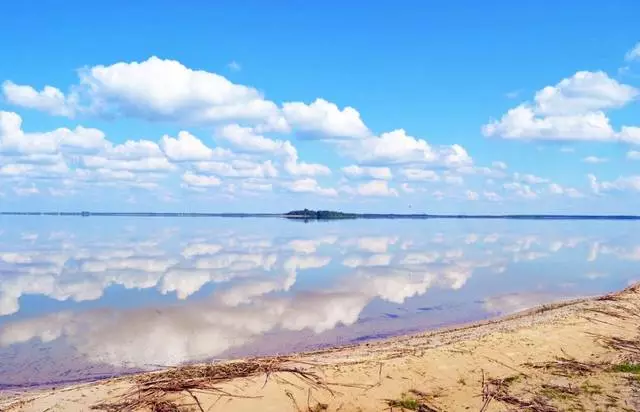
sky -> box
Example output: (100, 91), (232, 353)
(1, 0), (640, 214)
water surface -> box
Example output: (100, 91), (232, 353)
(0, 217), (638, 387)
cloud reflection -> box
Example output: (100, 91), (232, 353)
(0, 220), (637, 377)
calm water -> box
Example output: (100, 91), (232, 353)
(0, 217), (638, 387)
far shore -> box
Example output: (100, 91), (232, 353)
(2, 210), (640, 220)
(3, 282), (640, 411)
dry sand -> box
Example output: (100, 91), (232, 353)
(3, 284), (640, 411)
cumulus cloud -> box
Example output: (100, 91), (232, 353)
(483, 106), (617, 141)
(400, 168), (439, 181)
(582, 156), (608, 164)
(483, 71), (639, 143)
(283, 148), (331, 177)
(81, 57), (283, 125)
(181, 171), (221, 188)
(466, 190), (479, 200)
(283, 178), (337, 196)
(195, 159), (277, 179)
(0, 111), (108, 155)
(548, 183), (583, 198)
(625, 42), (640, 61)
(2, 81), (77, 117)
(342, 165), (392, 180)
(216, 124), (287, 154)
(0, 57), (492, 203)
(503, 182), (538, 199)
(341, 180), (398, 197)
(484, 191), (502, 202)
(160, 131), (214, 161)
(533, 71), (637, 115)
(282, 98), (370, 139)
(4, 58), (385, 143)
(81, 155), (175, 172)
(588, 174), (640, 193)
(492, 161), (508, 170)
(343, 129), (472, 166)
(513, 173), (549, 185)
(400, 183), (416, 193)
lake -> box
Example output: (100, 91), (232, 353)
(0, 217), (638, 388)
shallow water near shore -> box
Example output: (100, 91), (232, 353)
(0, 216), (638, 387)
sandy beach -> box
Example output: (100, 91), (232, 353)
(2, 283), (640, 411)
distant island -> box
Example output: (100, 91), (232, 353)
(1, 210), (640, 220)
(284, 209), (358, 220)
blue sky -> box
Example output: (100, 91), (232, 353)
(1, 1), (640, 213)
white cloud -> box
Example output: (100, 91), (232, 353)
(400, 183), (416, 193)
(503, 182), (538, 199)
(195, 159), (277, 179)
(483, 106), (616, 141)
(588, 174), (640, 193)
(492, 161), (508, 170)
(282, 98), (369, 139)
(548, 183), (563, 195)
(343, 254), (391, 268)
(466, 190), (479, 201)
(181, 171), (221, 188)
(241, 181), (273, 192)
(587, 174), (600, 194)
(346, 129), (472, 166)
(484, 191), (502, 202)
(533, 71), (637, 115)
(0, 162), (68, 178)
(283, 145), (331, 177)
(0, 111), (108, 155)
(160, 131), (213, 161)
(13, 185), (39, 196)
(400, 168), (439, 181)
(227, 61), (242, 72)
(548, 183), (583, 198)
(283, 178), (337, 196)
(483, 71), (639, 143)
(350, 180), (398, 197)
(444, 175), (464, 185)
(627, 150), (640, 160)
(625, 42), (640, 61)
(620, 127), (640, 144)
(216, 124), (286, 154)
(79, 56), (282, 125)
(107, 140), (164, 159)
(2, 81), (77, 117)
(582, 156), (608, 164)
(513, 172), (548, 184)
(342, 165), (392, 180)
(81, 155), (175, 172)
(214, 126), (329, 177)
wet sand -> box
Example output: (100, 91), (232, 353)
(3, 283), (640, 411)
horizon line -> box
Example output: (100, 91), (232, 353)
(1, 211), (640, 220)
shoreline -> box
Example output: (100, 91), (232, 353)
(3, 284), (640, 411)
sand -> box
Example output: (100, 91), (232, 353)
(2, 284), (640, 411)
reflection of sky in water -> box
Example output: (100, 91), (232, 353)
(0, 217), (638, 387)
